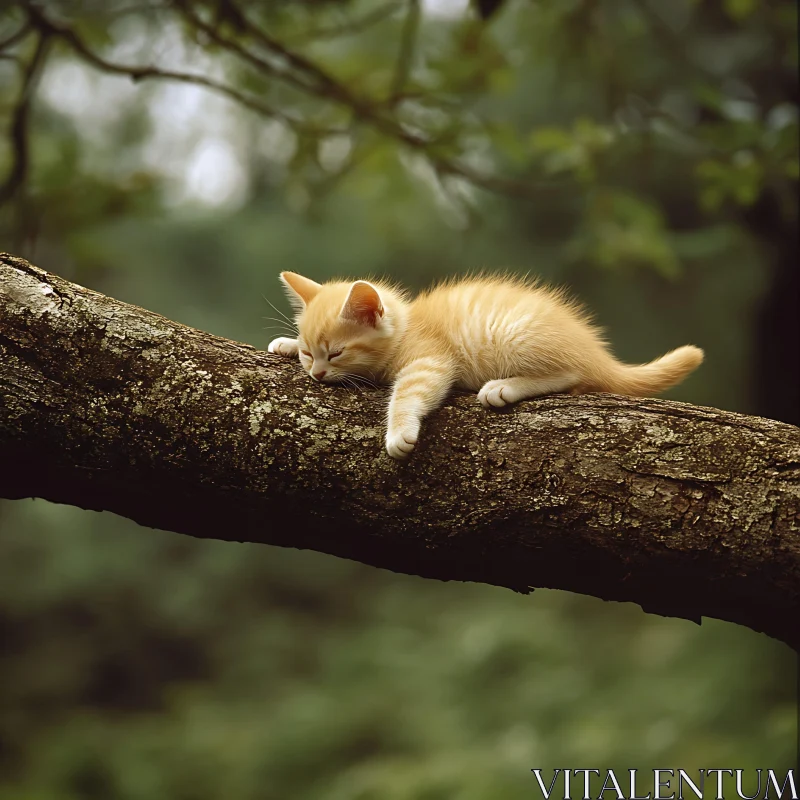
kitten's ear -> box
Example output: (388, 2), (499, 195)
(340, 281), (384, 327)
(280, 271), (321, 310)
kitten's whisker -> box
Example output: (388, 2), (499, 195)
(346, 377), (370, 394)
(263, 296), (297, 329)
(364, 368), (383, 388)
(262, 316), (298, 332)
(340, 376), (359, 393)
(262, 315), (293, 325)
(339, 377), (362, 401)
(262, 326), (296, 338)
(355, 372), (381, 390)
(342, 376), (368, 397)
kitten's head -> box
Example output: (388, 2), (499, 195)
(280, 271), (403, 385)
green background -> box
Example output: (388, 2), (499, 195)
(0, 0), (796, 797)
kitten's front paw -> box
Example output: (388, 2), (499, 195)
(385, 426), (418, 460)
(478, 379), (515, 408)
(268, 337), (299, 357)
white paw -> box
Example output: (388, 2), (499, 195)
(268, 337), (298, 357)
(478, 379), (516, 408)
(386, 426), (419, 460)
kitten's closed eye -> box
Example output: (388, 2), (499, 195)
(329, 350), (344, 359)
(300, 350), (312, 358)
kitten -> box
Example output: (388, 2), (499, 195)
(268, 272), (703, 460)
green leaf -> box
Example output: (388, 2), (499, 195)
(724, 0), (757, 21)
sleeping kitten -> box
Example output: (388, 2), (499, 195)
(268, 272), (703, 460)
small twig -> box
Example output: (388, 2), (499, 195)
(0, 20), (31, 53)
(22, 3), (342, 137)
(286, 2), (402, 46)
(390, 0), (420, 103)
(174, 0), (364, 104)
(173, 0), (553, 198)
(20, 0), (563, 200)
(104, 2), (171, 20)
(632, 0), (718, 80)
(0, 30), (49, 208)
(173, 1), (441, 150)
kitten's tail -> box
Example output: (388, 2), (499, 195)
(596, 345), (704, 397)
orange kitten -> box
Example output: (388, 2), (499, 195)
(268, 272), (703, 460)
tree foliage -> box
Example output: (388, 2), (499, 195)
(1, 0), (797, 264)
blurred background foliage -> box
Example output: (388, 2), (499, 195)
(0, 0), (797, 797)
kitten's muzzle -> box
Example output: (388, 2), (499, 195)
(312, 369), (327, 381)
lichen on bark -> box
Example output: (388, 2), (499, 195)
(1, 253), (798, 650)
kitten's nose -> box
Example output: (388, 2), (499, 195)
(312, 369), (327, 381)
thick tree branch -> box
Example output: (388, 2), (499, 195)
(0, 253), (798, 650)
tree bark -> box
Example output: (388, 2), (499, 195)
(1, 253), (798, 650)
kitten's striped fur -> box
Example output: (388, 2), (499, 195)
(268, 272), (703, 459)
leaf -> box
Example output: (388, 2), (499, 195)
(724, 0), (757, 21)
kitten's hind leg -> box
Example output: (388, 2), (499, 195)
(478, 374), (578, 408)
(268, 337), (299, 356)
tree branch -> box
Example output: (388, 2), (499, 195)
(20, 1), (553, 199)
(1, 252), (798, 650)
(0, 20), (31, 53)
(20, 3), (340, 137)
(285, 2), (402, 46)
(173, 0), (344, 99)
(0, 29), (49, 208)
(389, 0), (421, 103)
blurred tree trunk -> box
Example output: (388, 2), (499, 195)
(1, 253), (799, 651)
(729, 13), (798, 426)
(747, 186), (800, 427)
